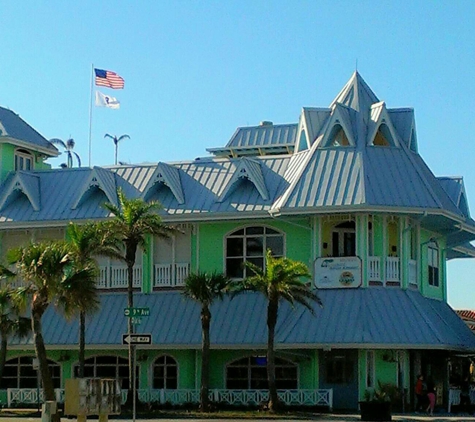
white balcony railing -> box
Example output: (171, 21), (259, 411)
(385, 257), (400, 282)
(8, 388), (333, 409)
(367, 256), (381, 281)
(96, 265), (142, 289)
(154, 263), (190, 288)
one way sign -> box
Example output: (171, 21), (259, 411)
(122, 334), (152, 345)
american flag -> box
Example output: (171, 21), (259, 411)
(94, 68), (125, 89)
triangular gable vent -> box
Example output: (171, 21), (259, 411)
(320, 104), (356, 147)
(218, 157), (269, 202)
(142, 163), (184, 204)
(367, 102), (400, 147)
(71, 167), (117, 209)
(0, 172), (40, 211)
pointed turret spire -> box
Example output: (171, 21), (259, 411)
(330, 71), (379, 112)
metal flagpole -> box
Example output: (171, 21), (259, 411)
(88, 64), (94, 167)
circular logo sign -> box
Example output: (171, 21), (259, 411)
(339, 271), (354, 286)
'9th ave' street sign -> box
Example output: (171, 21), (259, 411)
(124, 307), (150, 317)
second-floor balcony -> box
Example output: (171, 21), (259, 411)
(367, 257), (417, 285)
(96, 263), (190, 290)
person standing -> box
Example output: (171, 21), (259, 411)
(426, 379), (436, 416)
(415, 374), (425, 412)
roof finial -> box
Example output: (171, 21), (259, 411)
(355, 59), (358, 72)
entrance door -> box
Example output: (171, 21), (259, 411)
(320, 349), (359, 410)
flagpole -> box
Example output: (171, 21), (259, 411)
(88, 64), (94, 167)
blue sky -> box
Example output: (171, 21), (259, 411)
(1, 1), (474, 308)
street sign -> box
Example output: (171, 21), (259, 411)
(122, 334), (152, 345)
(131, 317), (142, 325)
(124, 307), (150, 317)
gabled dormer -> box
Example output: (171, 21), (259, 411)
(0, 172), (40, 211)
(0, 107), (58, 182)
(367, 102), (400, 147)
(72, 167), (117, 209)
(388, 108), (418, 153)
(142, 163), (184, 204)
(295, 108), (331, 152)
(319, 104), (356, 148)
(218, 157), (269, 202)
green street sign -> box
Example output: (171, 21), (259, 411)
(124, 307), (150, 317)
(131, 317), (142, 325)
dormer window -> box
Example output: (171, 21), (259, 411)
(372, 124), (393, 146)
(329, 124), (350, 146)
(14, 149), (33, 171)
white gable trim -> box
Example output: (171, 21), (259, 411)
(218, 157), (269, 202)
(71, 167), (117, 209)
(367, 102), (401, 147)
(320, 104), (356, 147)
(0, 172), (40, 211)
(142, 162), (184, 204)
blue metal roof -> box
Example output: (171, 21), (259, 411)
(10, 289), (475, 352)
(0, 107), (58, 155)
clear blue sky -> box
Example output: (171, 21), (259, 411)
(1, 1), (474, 308)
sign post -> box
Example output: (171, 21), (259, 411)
(124, 307), (150, 422)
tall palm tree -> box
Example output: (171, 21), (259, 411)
(66, 222), (120, 378)
(101, 189), (175, 405)
(6, 241), (98, 421)
(50, 138), (81, 168)
(104, 134), (130, 165)
(0, 286), (31, 385)
(232, 249), (321, 412)
(182, 272), (231, 411)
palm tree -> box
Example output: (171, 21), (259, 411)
(183, 272), (231, 411)
(0, 286), (31, 385)
(50, 138), (81, 168)
(101, 189), (175, 405)
(104, 134), (130, 165)
(6, 241), (98, 420)
(66, 222), (120, 378)
(232, 250), (321, 411)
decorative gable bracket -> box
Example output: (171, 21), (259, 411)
(0, 172), (40, 211)
(71, 167), (118, 209)
(142, 163), (184, 204)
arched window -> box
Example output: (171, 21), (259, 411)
(328, 124), (350, 146)
(427, 241), (439, 287)
(14, 149), (33, 171)
(73, 356), (137, 389)
(332, 221), (356, 257)
(225, 226), (284, 279)
(226, 356), (297, 390)
(153, 355), (178, 389)
(0, 356), (60, 389)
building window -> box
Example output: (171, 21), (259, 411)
(428, 242), (439, 287)
(73, 356), (137, 390)
(372, 124), (394, 147)
(0, 356), (60, 389)
(226, 356), (297, 390)
(225, 226), (284, 279)
(366, 351), (375, 388)
(332, 221), (356, 257)
(153, 355), (178, 389)
(328, 124), (350, 146)
(14, 149), (33, 171)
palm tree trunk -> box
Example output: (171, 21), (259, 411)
(267, 296), (279, 411)
(0, 335), (7, 385)
(125, 258), (135, 408)
(200, 304), (211, 411)
(32, 298), (60, 422)
(78, 310), (85, 378)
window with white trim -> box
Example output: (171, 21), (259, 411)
(366, 351), (375, 388)
(225, 226), (284, 279)
(0, 356), (60, 389)
(328, 124), (350, 146)
(428, 242), (439, 287)
(73, 356), (138, 389)
(226, 356), (297, 390)
(153, 355), (178, 389)
(14, 149), (33, 171)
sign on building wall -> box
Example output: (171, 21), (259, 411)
(314, 257), (362, 289)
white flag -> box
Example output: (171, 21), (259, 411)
(95, 91), (120, 109)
